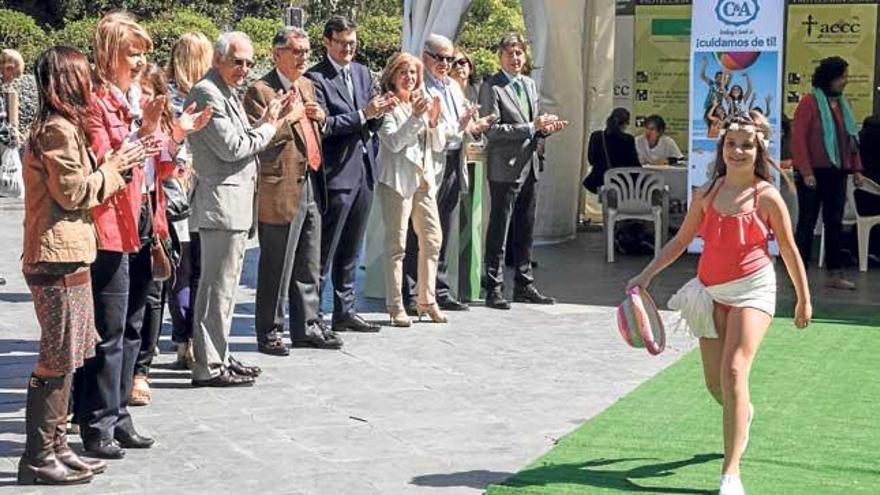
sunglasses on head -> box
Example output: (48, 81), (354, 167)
(427, 52), (456, 64)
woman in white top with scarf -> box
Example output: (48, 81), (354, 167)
(376, 52), (448, 327)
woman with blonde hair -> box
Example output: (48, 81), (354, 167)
(377, 52), (448, 326)
(164, 31), (214, 370)
(18, 46), (145, 485)
(75, 11), (210, 459)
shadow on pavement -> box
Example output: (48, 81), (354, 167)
(482, 454), (722, 494)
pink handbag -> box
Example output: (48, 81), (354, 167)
(617, 287), (666, 355)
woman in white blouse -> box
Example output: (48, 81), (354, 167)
(377, 52), (448, 327)
(635, 114), (684, 165)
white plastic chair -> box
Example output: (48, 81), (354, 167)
(600, 168), (669, 262)
(849, 176), (880, 271)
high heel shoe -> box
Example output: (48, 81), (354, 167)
(389, 309), (412, 327)
(417, 304), (448, 323)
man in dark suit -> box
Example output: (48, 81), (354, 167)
(305, 16), (392, 332)
(479, 33), (567, 309)
(244, 27), (343, 356)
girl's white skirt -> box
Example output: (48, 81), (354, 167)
(668, 263), (776, 339)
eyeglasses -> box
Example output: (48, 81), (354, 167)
(232, 58), (255, 68)
(453, 59), (469, 67)
(331, 38), (358, 49)
(427, 52), (456, 64)
(280, 47), (312, 58)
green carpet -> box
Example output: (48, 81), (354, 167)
(487, 310), (880, 494)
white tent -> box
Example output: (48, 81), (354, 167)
(364, 0), (617, 297)
(403, 0), (615, 240)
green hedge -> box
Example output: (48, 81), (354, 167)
(0, 9), (51, 69)
(144, 9), (220, 66)
(51, 17), (99, 60)
(2, 1), (524, 77)
(237, 17), (283, 64)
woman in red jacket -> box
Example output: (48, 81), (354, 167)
(74, 12), (210, 459)
(792, 56), (864, 290)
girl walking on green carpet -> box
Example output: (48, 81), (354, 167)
(627, 112), (812, 495)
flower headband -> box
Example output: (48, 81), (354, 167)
(719, 122), (768, 146)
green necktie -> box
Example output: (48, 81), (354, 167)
(513, 79), (530, 119)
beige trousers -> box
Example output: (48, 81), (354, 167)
(378, 182), (442, 311)
(191, 229), (249, 381)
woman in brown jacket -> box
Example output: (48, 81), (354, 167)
(18, 46), (144, 486)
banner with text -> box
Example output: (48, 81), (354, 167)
(688, 0), (784, 253)
(633, 0), (692, 142)
(784, 0), (878, 124)
(614, 0), (635, 113)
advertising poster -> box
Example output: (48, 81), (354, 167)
(688, 0), (785, 253)
(633, 0), (692, 143)
(614, 0), (636, 113)
(784, 0), (878, 124)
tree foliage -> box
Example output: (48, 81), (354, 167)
(1, 0), (524, 76)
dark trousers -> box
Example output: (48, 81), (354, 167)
(320, 174), (372, 322)
(134, 278), (165, 376)
(483, 174), (538, 292)
(794, 167), (847, 270)
(75, 245), (151, 442)
(402, 150), (461, 303)
(168, 233), (200, 344)
(255, 175), (322, 341)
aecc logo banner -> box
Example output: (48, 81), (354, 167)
(715, 0), (760, 27)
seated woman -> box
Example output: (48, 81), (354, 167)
(583, 107), (640, 193)
(635, 114), (684, 165)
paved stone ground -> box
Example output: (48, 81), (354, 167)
(0, 198), (875, 494)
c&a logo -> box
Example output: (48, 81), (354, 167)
(715, 0), (760, 27)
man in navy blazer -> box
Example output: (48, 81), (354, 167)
(305, 16), (392, 332)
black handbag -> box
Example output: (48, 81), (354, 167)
(583, 131), (612, 193)
(162, 176), (192, 223)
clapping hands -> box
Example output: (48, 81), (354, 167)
(534, 113), (568, 135)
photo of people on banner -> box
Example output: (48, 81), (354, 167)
(688, 50), (782, 253)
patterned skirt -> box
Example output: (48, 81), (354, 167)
(24, 262), (99, 374)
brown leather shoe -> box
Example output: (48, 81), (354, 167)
(228, 356), (262, 377)
(257, 338), (290, 356)
(192, 368), (255, 388)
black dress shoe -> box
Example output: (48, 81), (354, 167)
(485, 291), (511, 310)
(332, 314), (380, 333)
(513, 285), (556, 304)
(114, 429), (155, 449)
(192, 368), (255, 388)
(228, 356), (262, 377)
(82, 438), (125, 460)
(258, 338), (290, 356)
(403, 300), (419, 317)
(438, 298), (470, 311)
(292, 321), (344, 349)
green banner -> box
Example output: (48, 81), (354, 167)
(633, 1), (692, 143)
(784, 1), (878, 124)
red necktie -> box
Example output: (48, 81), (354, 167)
(292, 86), (321, 171)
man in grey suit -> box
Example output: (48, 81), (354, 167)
(186, 32), (291, 387)
(479, 33), (567, 310)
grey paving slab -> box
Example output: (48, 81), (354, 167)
(0, 202), (875, 494)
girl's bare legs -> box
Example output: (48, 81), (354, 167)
(699, 303), (729, 405)
(720, 307), (771, 475)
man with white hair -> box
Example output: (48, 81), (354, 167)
(186, 32), (291, 387)
(400, 33), (493, 313)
